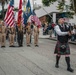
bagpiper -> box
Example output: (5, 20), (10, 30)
(54, 18), (74, 72)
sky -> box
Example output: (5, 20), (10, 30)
(0, 0), (70, 10)
(0, 0), (42, 10)
(14, 0), (42, 20)
(15, 0), (42, 8)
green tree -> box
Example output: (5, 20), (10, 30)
(70, 0), (76, 13)
(42, 0), (57, 6)
(0, 0), (10, 19)
(42, 0), (76, 14)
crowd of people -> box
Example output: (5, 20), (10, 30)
(42, 21), (76, 42)
(0, 20), (39, 48)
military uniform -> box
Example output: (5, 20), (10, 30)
(34, 25), (39, 47)
(30, 24), (34, 43)
(17, 26), (23, 47)
(26, 24), (31, 46)
(0, 22), (2, 47)
(9, 26), (15, 47)
(1, 22), (7, 47)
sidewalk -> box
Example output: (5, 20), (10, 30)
(39, 28), (50, 39)
(39, 28), (76, 44)
(50, 36), (76, 44)
(39, 34), (76, 45)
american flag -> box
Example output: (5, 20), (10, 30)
(31, 10), (41, 27)
(4, 0), (15, 26)
(31, 15), (41, 27)
(21, 16), (25, 27)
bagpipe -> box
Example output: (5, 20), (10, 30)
(51, 23), (56, 29)
(66, 24), (73, 39)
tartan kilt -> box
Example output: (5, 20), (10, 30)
(54, 41), (70, 55)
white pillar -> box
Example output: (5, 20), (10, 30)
(53, 13), (56, 23)
(65, 0), (70, 5)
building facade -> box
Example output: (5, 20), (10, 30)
(35, 1), (76, 24)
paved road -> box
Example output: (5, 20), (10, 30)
(0, 39), (76, 75)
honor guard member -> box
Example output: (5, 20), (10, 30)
(9, 26), (16, 47)
(30, 22), (34, 43)
(1, 21), (7, 47)
(34, 25), (39, 47)
(0, 21), (2, 47)
(54, 18), (74, 72)
(26, 22), (31, 47)
(17, 26), (23, 47)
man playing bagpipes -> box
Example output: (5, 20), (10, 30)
(54, 18), (74, 72)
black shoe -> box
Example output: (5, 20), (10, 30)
(1, 46), (5, 48)
(55, 64), (59, 68)
(35, 45), (39, 47)
(18, 45), (23, 47)
(20, 45), (23, 47)
(12, 45), (15, 47)
(3, 46), (5, 47)
(67, 68), (74, 72)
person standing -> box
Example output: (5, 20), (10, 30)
(26, 22), (31, 47)
(30, 22), (34, 43)
(34, 25), (39, 47)
(17, 26), (23, 47)
(54, 18), (74, 72)
(9, 26), (16, 47)
(0, 21), (2, 47)
(1, 21), (7, 47)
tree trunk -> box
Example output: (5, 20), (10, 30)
(74, 0), (76, 13)
(2, 4), (5, 20)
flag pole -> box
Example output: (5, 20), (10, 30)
(32, 0), (34, 10)
(32, 0), (36, 10)
(23, 0), (26, 10)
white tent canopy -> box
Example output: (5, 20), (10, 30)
(35, 2), (59, 18)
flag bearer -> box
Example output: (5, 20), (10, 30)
(1, 21), (7, 47)
(17, 26), (23, 47)
(34, 25), (39, 47)
(0, 21), (2, 47)
(26, 22), (31, 47)
(9, 26), (16, 47)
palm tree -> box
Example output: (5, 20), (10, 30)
(0, 0), (10, 19)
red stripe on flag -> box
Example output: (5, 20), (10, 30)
(17, 0), (22, 27)
(31, 15), (41, 27)
(4, 5), (15, 26)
